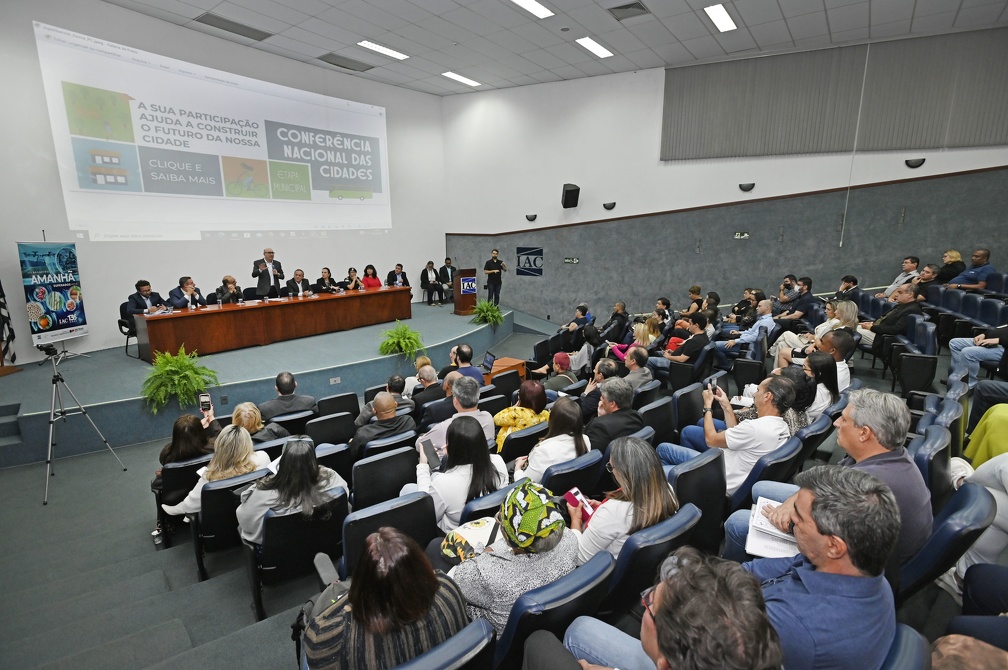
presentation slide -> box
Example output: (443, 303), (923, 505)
(33, 22), (392, 241)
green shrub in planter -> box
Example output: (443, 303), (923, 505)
(141, 346), (220, 414)
(379, 320), (426, 360)
(470, 299), (504, 328)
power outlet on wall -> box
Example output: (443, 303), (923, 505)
(330, 377), (341, 385)
(220, 395), (228, 405)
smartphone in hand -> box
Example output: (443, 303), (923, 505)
(420, 438), (441, 468)
(563, 487), (595, 521)
(199, 393), (211, 412)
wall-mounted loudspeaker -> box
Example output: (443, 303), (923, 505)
(738, 183), (755, 192)
(602, 202), (615, 210)
(905, 158), (925, 169)
(561, 183), (580, 208)
(525, 214), (537, 222)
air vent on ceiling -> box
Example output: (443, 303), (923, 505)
(318, 53), (374, 72)
(194, 13), (272, 41)
(607, 2), (651, 22)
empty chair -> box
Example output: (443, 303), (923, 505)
(665, 341), (716, 393)
(479, 383), (497, 398)
(394, 618), (496, 670)
(363, 384), (385, 404)
(627, 425), (655, 445)
(878, 624), (931, 670)
(896, 482), (996, 606)
(315, 442), (353, 485)
(907, 425), (953, 516)
(493, 552), (615, 670)
(339, 491), (441, 578)
(190, 468), (270, 581)
(559, 379), (588, 396)
(316, 392), (360, 419)
(478, 394), (510, 419)
(460, 479), (527, 524)
(361, 430), (418, 458)
(595, 503), (701, 623)
(638, 396), (675, 445)
(500, 421), (549, 462)
(889, 321), (938, 397)
(242, 287), (258, 301)
(731, 329), (769, 395)
(631, 378), (661, 410)
(670, 383), (705, 445)
(269, 409), (315, 435)
(728, 436), (803, 514)
(351, 446), (419, 511)
(305, 412), (356, 448)
(117, 302), (137, 357)
(916, 397), (965, 458)
(668, 449), (726, 555)
(540, 450), (603, 497)
(547, 331), (564, 357)
(244, 492), (348, 620)
(490, 369), (522, 401)
(526, 339), (551, 372)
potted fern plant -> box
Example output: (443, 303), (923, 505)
(141, 346), (220, 414)
(379, 320), (426, 361)
(470, 299), (504, 330)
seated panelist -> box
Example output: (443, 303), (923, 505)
(286, 269), (314, 297)
(344, 267), (364, 291)
(361, 264), (382, 288)
(168, 276), (206, 309)
(316, 267), (339, 293)
(215, 275), (242, 304)
(386, 263), (410, 287)
(127, 279), (168, 317)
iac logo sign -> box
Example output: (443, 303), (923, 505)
(460, 276), (477, 294)
(516, 247), (543, 277)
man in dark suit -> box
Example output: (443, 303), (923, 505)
(419, 261), (444, 305)
(578, 358), (619, 423)
(411, 365), (444, 420)
(584, 378), (645, 452)
(126, 280), (168, 322)
(386, 263), (410, 287)
(355, 375), (414, 427)
(168, 276), (206, 309)
(349, 392), (417, 461)
(258, 371), (317, 422)
(285, 269), (314, 297)
(438, 257), (457, 302)
(856, 283), (923, 356)
(252, 247), (284, 298)
(419, 371), (461, 432)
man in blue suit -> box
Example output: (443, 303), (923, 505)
(126, 279), (168, 323)
(168, 276), (206, 309)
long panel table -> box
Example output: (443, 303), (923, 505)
(134, 287), (412, 362)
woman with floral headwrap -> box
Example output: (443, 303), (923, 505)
(448, 480), (579, 633)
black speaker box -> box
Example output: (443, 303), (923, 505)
(561, 183), (580, 208)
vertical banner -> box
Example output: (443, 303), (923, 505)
(17, 242), (89, 345)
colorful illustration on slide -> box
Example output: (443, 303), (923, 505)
(267, 161), (311, 201)
(71, 137), (142, 192)
(62, 82), (135, 143)
(222, 157), (270, 198)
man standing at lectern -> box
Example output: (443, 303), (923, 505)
(252, 247), (284, 299)
(484, 248), (506, 305)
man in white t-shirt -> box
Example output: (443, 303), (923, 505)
(657, 376), (794, 494)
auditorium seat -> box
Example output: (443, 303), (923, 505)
(117, 302), (137, 357)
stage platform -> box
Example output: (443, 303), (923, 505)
(0, 307), (555, 468)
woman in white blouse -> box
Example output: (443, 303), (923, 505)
(513, 397), (590, 483)
(565, 436), (679, 565)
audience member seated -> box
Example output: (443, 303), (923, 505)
(316, 267), (339, 293)
(403, 356), (432, 398)
(161, 425), (270, 516)
(406, 415), (507, 533)
(944, 248), (996, 290)
(514, 397), (590, 483)
(355, 375), (414, 427)
(385, 263), (410, 287)
(419, 261), (444, 305)
(741, 466), (900, 670)
(344, 267), (365, 291)
(773, 276), (816, 331)
(566, 436), (678, 565)
(258, 371), (317, 422)
(936, 249), (967, 284)
(350, 392), (417, 460)
(803, 351), (840, 421)
(771, 274), (799, 315)
(559, 303), (590, 333)
(723, 389), (932, 573)
(303, 528), (471, 670)
(493, 380), (550, 452)
(232, 402), (290, 443)
(237, 437), (348, 545)
(418, 371), (461, 432)
(448, 480), (579, 634)
(127, 279), (168, 319)
(215, 275), (243, 304)
(646, 312), (709, 379)
(733, 366), (814, 436)
(715, 299), (774, 370)
(775, 299), (858, 369)
(966, 380), (1008, 436)
(729, 289), (766, 330)
(416, 376), (494, 451)
(678, 285), (703, 316)
(410, 366), (443, 417)
(607, 319), (660, 362)
(623, 346), (653, 391)
(702, 291), (721, 324)
(832, 274), (858, 300)
(815, 329), (854, 391)
(944, 564), (1008, 654)
(596, 301), (629, 340)
(577, 358), (619, 423)
(964, 404), (1008, 468)
(541, 547), (781, 670)
(912, 263), (940, 301)
(726, 287), (755, 323)
(154, 408), (220, 483)
(583, 378), (645, 452)
(856, 283), (923, 353)
(454, 344), (486, 384)
(437, 345), (459, 380)
(286, 269), (314, 297)
(935, 453), (1008, 604)
(360, 264), (381, 289)
(168, 275), (206, 309)
(567, 324), (604, 374)
(538, 352), (578, 393)
(948, 325), (1007, 389)
(875, 256), (920, 297)
(657, 376), (794, 496)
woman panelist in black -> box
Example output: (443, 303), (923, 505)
(317, 267), (339, 293)
(345, 267), (365, 291)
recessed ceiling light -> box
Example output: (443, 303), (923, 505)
(575, 37), (613, 59)
(442, 71), (481, 87)
(509, 0), (554, 20)
(704, 4), (737, 32)
(357, 40), (409, 60)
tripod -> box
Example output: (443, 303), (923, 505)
(43, 348), (126, 505)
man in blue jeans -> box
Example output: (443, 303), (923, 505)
(713, 298), (774, 370)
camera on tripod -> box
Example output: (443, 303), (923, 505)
(38, 344), (59, 357)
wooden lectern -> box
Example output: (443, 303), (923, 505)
(453, 268), (478, 316)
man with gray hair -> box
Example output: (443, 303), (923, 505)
(583, 378), (644, 453)
(409, 365), (443, 419)
(419, 370), (462, 432)
(744, 465), (900, 669)
(415, 376), (494, 452)
(723, 388), (932, 572)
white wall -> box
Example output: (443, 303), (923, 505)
(441, 68), (1008, 233)
(0, 0), (447, 362)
